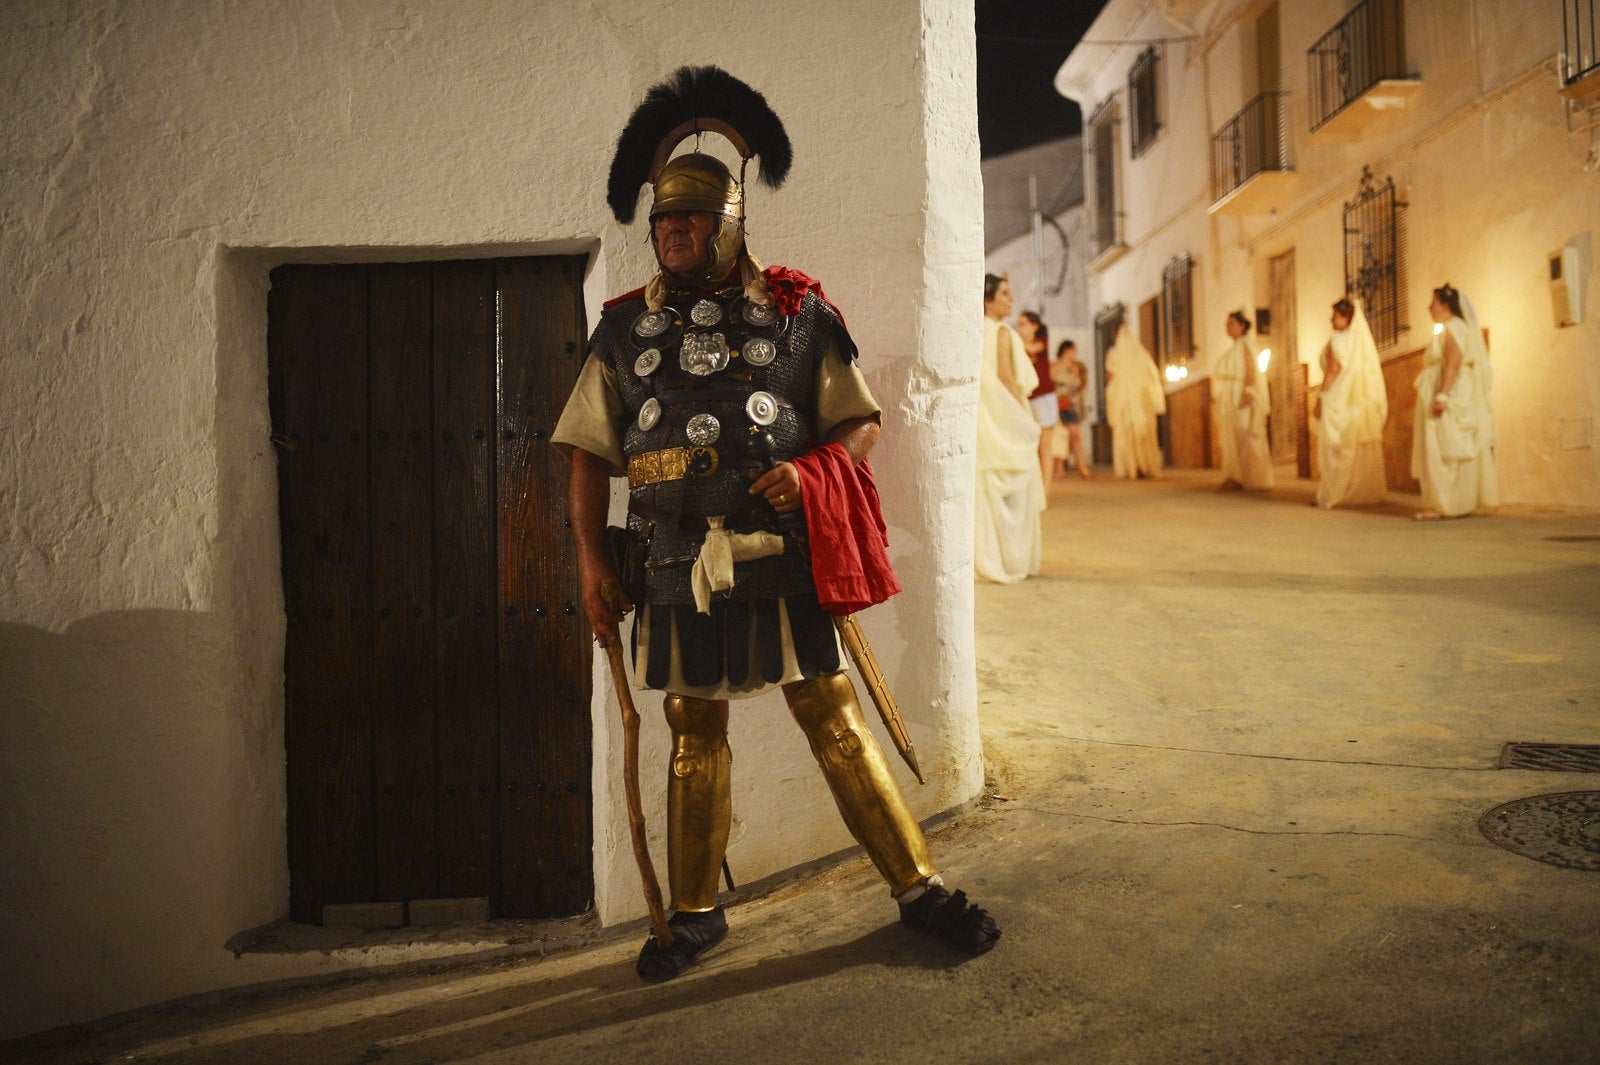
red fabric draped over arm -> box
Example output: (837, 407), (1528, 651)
(791, 443), (901, 615)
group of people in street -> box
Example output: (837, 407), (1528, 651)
(972, 272), (1500, 579)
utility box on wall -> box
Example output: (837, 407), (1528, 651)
(1550, 245), (1585, 327)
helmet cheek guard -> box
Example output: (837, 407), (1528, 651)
(646, 153), (746, 286)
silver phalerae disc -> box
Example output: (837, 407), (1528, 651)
(633, 310), (671, 338)
(637, 397), (662, 431)
(743, 337), (778, 366)
(742, 301), (778, 326)
(690, 299), (724, 327)
(634, 348), (662, 376)
(685, 413), (722, 445)
(745, 391), (779, 426)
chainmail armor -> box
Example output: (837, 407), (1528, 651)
(593, 288), (851, 607)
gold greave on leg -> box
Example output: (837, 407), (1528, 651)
(663, 694), (732, 913)
(785, 671), (935, 895)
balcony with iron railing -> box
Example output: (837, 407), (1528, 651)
(1208, 92), (1295, 216)
(1563, 0), (1600, 99)
(1307, 0), (1421, 138)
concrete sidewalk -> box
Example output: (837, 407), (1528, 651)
(13, 470), (1600, 1064)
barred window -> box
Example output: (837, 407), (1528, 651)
(1342, 166), (1408, 349)
(1161, 254), (1195, 367)
(1088, 99), (1122, 253)
(1128, 47), (1162, 157)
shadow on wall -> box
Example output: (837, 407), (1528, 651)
(0, 609), (282, 1039)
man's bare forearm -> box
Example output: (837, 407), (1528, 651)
(568, 449), (613, 565)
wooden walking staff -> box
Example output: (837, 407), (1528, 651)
(600, 579), (674, 948)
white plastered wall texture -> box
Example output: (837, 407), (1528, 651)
(0, 0), (984, 1039)
(1060, 0), (1600, 505)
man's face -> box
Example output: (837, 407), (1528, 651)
(653, 211), (717, 276)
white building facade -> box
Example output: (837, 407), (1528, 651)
(1059, 0), (1600, 504)
(0, 0), (987, 1038)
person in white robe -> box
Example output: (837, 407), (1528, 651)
(975, 274), (1044, 583)
(1212, 311), (1275, 490)
(1103, 325), (1165, 479)
(1412, 283), (1498, 520)
(1315, 296), (1388, 508)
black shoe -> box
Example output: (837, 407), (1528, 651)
(636, 907), (729, 982)
(899, 885), (1000, 955)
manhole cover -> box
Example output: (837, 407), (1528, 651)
(1496, 742), (1600, 772)
(1478, 791), (1600, 871)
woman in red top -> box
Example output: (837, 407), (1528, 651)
(1016, 311), (1057, 492)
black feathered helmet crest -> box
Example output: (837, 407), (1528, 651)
(607, 66), (791, 290)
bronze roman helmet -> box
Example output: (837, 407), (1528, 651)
(606, 66), (792, 288)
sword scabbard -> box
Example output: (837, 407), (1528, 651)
(834, 613), (925, 785)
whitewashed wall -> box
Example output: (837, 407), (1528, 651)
(1060, 0), (1600, 506)
(0, 0), (984, 1038)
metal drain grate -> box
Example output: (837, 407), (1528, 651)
(1479, 791), (1600, 871)
(1495, 742), (1600, 772)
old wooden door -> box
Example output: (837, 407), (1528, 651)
(1092, 303), (1127, 465)
(1266, 250), (1299, 465)
(269, 256), (591, 924)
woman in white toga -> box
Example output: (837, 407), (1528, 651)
(1103, 324), (1165, 480)
(1412, 283), (1498, 520)
(1315, 296), (1388, 508)
(1213, 310), (1275, 491)
(974, 274), (1044, 583)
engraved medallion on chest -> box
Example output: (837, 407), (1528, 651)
(632, 308), (676, 338)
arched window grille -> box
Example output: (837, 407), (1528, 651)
(1342, 166), (1408, 348)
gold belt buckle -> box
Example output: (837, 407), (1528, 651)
(686, 446), (719, 478)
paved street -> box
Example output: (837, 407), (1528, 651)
(13, 469), (1600, 1064)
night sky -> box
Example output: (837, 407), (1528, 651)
(976, 1), (1110, 158)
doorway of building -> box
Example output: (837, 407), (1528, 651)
(1092, 302), (1127, 466)
(1266, 250), (1298, 464)
(268, 256), (592, 924)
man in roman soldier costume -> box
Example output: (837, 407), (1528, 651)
(553, 66), (999, 981)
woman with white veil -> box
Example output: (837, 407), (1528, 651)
(974, 274), (1044, 582)
(1412, 283), (1498, 519)
(1212, 311), (1275, 490)
(1103, 324), (1165, 479)
(1315, 296), (1389, 508)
